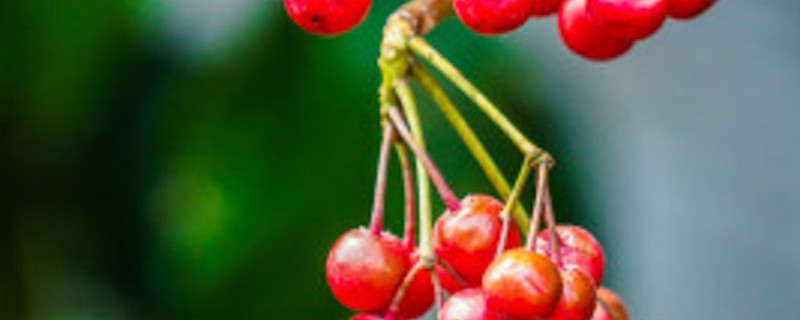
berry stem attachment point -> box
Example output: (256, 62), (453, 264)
(496, 156), (535, 258)
(395, 143), (417, 249)
(408, 37), (546, 158)
(409, 61), (531, 234)
(525, 162), (551, 251)
(387, 107), (462, 213)
(369, 124), (396, 235)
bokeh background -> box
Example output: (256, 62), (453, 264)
(2, 0), (799, 319)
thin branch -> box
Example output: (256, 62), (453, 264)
(395, 143), (417, 249)
(496, 156), (534, 258)
(408, 37), (546, 158)
(369, 125), (396, 235)
(409, 61), (531, 234)
(525, 162), (550, 250)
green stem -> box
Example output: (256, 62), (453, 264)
(408, 37), (547, 159)
(410, 61), (531, 234)
(495, 156), (534, 257)
(393, 80), (436, 257)
(369, 125), (395, 235)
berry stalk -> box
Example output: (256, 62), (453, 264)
(496, 156), (535, 258)
(387, 107), (462, 213)
(394, 143), (417, 249)
(409, 61), (531, 233)
(369, 124), (396, 235)
(525, 162), (551, 250)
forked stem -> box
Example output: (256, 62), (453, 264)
(496, 156), (534, 258)
(369, 125), (396, 235)
(387, 107), (462, 212)
(525, 162), (550, 250)
(409, 61), (531, 234)
(408, 37), (547, 159)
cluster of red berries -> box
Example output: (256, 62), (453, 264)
(327, 193), (631, 320)
(283, 0), (717, 61)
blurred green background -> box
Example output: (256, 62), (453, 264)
(5, 1), (800, 320)
(0, 1), (587, 319)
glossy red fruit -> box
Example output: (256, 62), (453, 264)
(283, 0), (372, 36)
(667, 0), (716, 20)
(588, 0), (667, 40)
(589, 302), (612, 320)
(596, 288), (629, 320)
(558, 0), (634, 61)
(536, 225), (605, 285)
(434, 194), (521, 288)
(351, 313), (404, 320)
(482, 249), (563, 320)
(529, 0), (562, 17)
(326, 228), (408, 311)
(439, 289), (498, 320)
(396, 252), (435, 319)
(547, 268), (597, 320)
(453, 0), (536, 35)
(436, 264), (464, 293)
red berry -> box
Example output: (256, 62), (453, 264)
(667, 0), (717, 19)
(439, 289), (499, 320)
(453, 0), (536, 35)
(589, 303), (613, 320)
(326, 228), (408, 311)
(436, 264), (464, 293)
(547, 268), (597, 320)
(434, 194), (521, 288)
(588, 0), (667, 40)
(529, 0), (562, 17)
(482, 249), (563, 320)
(536, 225), (605, 285)
(558, 0), (634, 61)
(596, 288), (629, 320)
(395, 252), (435, 319)
(283, 0), (372, 36)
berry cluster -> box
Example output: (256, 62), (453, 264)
(284, 0), (716, 61)
(325, 106), (632, 320)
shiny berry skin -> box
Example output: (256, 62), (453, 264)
(547, 268), (597, 320)
(558, 0), (634, 61)
(536, 225), (605, 285)
(351, 313), (404, 320)
(453, 0), (536, 35)
(283, 0), (372, 36)
(326, 228), (408, 311)
(436, 264), (464, 293)
(396, 252), (435, 319)
(667, 0), (716, 19)
(529, 0), (562, 17)
(589, 303), (612, 320)
(434, 194), (521, 288)
(596, 288), (629, 320)
(482, 249), (563, 320)
(588, 0), (667, 40)
(439, 289), (498, 320)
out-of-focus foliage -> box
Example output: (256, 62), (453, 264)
(0, 1), (584, 319)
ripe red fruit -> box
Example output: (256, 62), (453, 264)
(283, 0), (372, 36)
(434, 194), (520, 288)
(395, 252), (435, 318)
(453, 0), (536, 35)
(589, 303), (613, 320)
(558, 0), (634, 61)
(667, 0), (717, 19)
(547, 268), (597, 320)
(536, 225), (605, 285)
(439, 289), (499, 320)
(482, 249), (563, 320)
(326, 228), (408, 311)
(588, 0), (667, 40)
(436, 264), (464, 293)
(529, 0), (562, 17)
(596, 288), (629, 320)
